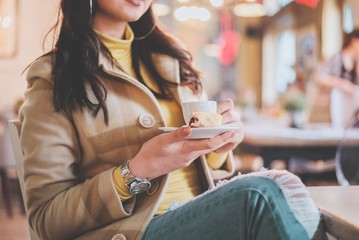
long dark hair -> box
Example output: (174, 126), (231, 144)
(49, 0), (202, 124)
(342, 28), (359, 49)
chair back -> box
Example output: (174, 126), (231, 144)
(0, 111), (16, 168)
(7, 120), (40, 240)
(335, 111), (359, 186)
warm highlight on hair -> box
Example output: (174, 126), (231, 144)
(46, 0), (202, 124)
(342, 28), (359, 49)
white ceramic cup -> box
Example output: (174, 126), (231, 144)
(182, 101), (217, 125)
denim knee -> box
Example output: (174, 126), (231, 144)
(225, 170), (321, 239)
(224, 176), (311, 239)
(226, 176), (281, 196)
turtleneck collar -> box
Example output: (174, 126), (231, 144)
(95, 24), (134, 61)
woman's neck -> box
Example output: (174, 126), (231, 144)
(92, 14), (127, 39)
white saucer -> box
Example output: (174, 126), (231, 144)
(159, 125), (240, 139)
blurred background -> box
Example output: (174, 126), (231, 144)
(0, 0), (358, 123)
(0, 0), (357, 118)
(1, 0), (359, 239)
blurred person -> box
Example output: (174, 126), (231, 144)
(317, 29), (359, 93)
(308, 29), (359, 123)
(19, 0), (324, 239)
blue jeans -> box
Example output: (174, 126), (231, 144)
(142, 176), (313, 240)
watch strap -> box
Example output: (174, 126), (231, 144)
(119, 160), (151, 194)
(119, 160), (135, 184)
(113, 167), (133, 199)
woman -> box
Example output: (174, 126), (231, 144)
(20, 0), (323, 239)
(317, 29), (359, 93)
(308, 29), (359, 123)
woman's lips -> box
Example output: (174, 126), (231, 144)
(126, 0), (143, 6)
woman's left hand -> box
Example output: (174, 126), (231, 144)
(215, 98), (244, 153)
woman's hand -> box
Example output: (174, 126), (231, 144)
(130, 125), (239, 179)
(338, 80), (355, 96)
(214, 98), (244, 153)
(321, 76), (355, 96)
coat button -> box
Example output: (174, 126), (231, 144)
(111, 234), (127, 240)
(138, 113), (155, 128)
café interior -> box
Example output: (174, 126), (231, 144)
(0, 0), (358, 239)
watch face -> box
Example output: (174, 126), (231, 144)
(129, 178), (151, 194)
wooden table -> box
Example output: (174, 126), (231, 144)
(239, 121), (359, 168)
(243, 123), (359, 147)
(308, 186), (359, 240)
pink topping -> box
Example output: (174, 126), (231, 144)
(189, 117), (198, 126)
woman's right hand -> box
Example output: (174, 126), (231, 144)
(129, 126), (240, 179)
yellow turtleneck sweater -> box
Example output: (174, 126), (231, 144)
(96, 25), (226, 215)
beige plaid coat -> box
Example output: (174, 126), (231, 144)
(19, 53), (235, 240)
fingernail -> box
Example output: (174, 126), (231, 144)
(182, 126), (191, 135)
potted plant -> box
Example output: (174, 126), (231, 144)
(281, 86), (307, 128)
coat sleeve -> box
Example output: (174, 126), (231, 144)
(208, 151), (236, 180)
(20, 67), (135, 239)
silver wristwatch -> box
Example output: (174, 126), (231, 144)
(119, 161), (151, 195)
